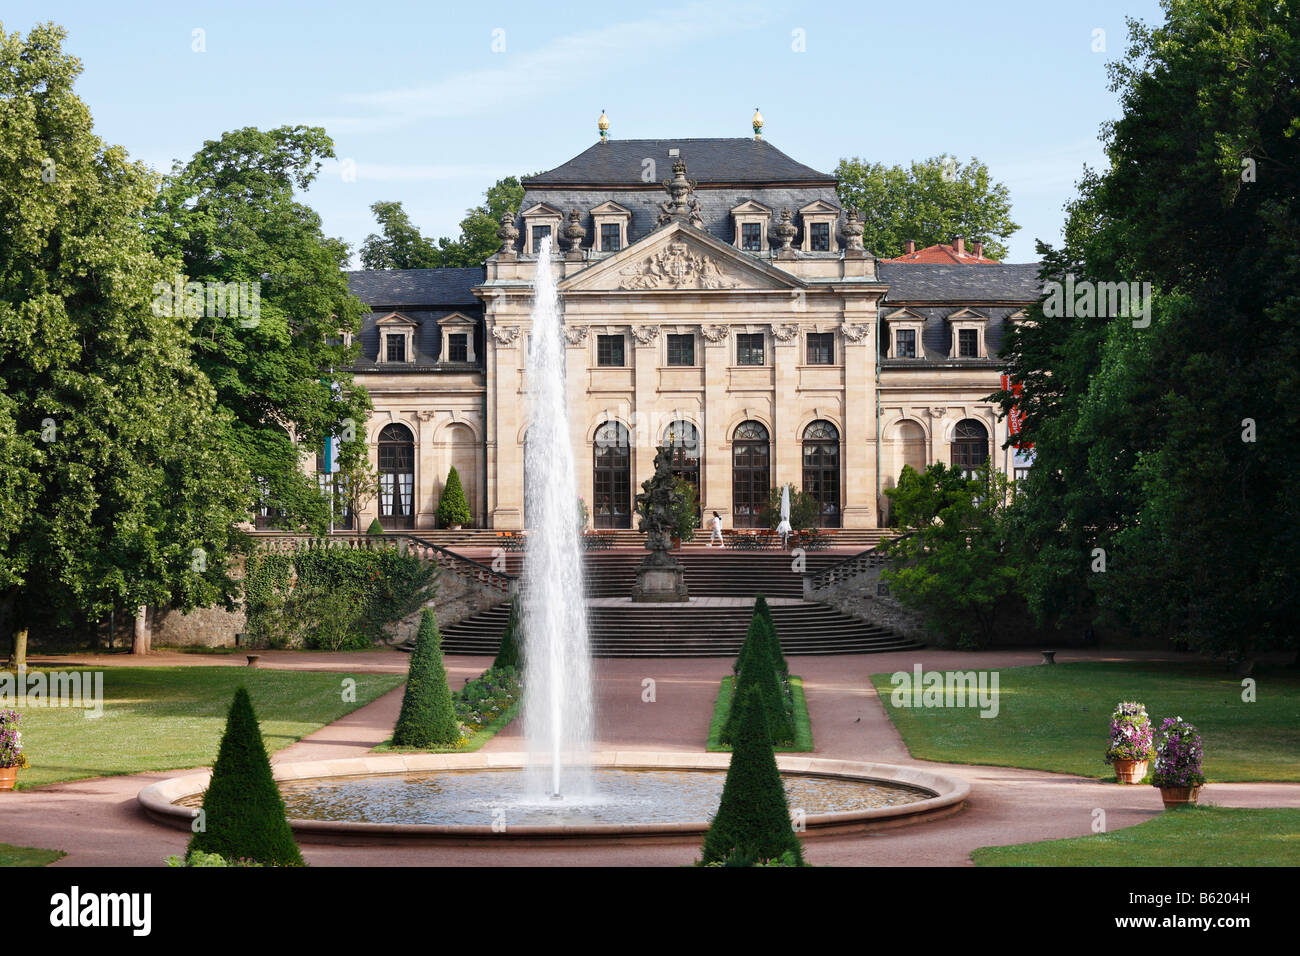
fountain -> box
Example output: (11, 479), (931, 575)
(520, 236), (594, 800)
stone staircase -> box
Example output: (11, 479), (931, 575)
(407, 527), (893, 551)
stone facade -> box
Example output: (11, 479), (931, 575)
(338, 136), (1040, 532)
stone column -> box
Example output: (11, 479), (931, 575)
(489, 320), (525, 529)
(701, 325), (731, 522)
(631, 325), (659, 500)
(772, 322), (800, 493)
(566, 326), (592, 529)
(840, 315), (877, 528)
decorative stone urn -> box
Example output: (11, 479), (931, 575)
(841, 206), (865, 256)
(631, 446), (689, 603)
(564, 209), (586, 260)
(496, 213), (519, 259)
(773, 208), (797, 258)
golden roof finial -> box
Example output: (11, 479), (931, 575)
(752, 107), (764, 140)
(598, 109), (610, 143)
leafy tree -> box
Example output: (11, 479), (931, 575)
(835, 154), (1019, 260)
(359, 176), (526, 270)
(187, 687), (304, 865)
(0, 23), (249, 664)
(392, 610), (461, 747)
(700, 685), (804, 866)
(437, 466), (472, 528)
(147, 125), (371, 534)
(994, 0), (1300, 658)
(883, 462), (1021, 648)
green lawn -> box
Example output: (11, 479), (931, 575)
(869, 662), (1300, 781)
(8, 667), (404, 789)
(973, 805), (1300, 866)
(0, 843), (66, 867)
(706, 675), (814, 752)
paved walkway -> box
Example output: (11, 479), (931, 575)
(2, 648), (1297, 867)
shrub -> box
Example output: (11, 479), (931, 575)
(437, 466), (472, 528)
(493, 600), (522, 670)
(452, 665), (520, 737)
(700, 685), (803, 866)
(366, 517), (385, 535)
(753, 594), (786, 675)
(763, 484), (820, 530)
(1152, 716), (1206, 789)
(1104, 701), (1156, 764)
(392, 610), (461, 748)
(723, 613), (793, 748)
(187, 687), (304, 866)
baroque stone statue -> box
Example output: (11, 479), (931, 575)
(631, 446), (689, 602)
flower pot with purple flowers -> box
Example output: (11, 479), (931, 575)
(0, 710), (30, 791)
(1104, 701), (1155, 784)
(1152, 715), (1205, 808)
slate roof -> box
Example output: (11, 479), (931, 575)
(525, 139), (836, 187)
(879, 262), (1042, 303)
(346, 267), (483, 307)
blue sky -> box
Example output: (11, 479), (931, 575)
(8, 0), (1166, 263)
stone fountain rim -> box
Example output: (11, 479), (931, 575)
(138, 752), (970, 841)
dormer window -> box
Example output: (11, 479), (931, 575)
(946, 308), (988, 359)
(731, 200), (772, 253)
(884, 308), (926, 359)
(375, 312), (418, 365)
(519, 202), (564, 255)
(799, 200), (841, 254)
(590, 201), (632, 253)
(436, 312), (478, 365)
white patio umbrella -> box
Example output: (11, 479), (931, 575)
(780, 484), (791, 524)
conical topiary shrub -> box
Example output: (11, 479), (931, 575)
(701, 685), (804, 866)
(392, 609), (461, 747)
(187, 687), (303, 866)
(722, 614), (793, 748)
(753, 594), (787, 675)
(437, 466), (472, 528)
(493, 598), (522, 670)
(366, 517), (385, 535)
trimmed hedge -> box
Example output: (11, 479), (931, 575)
(753, 594), (787, 675)
(187, 687), (303, 866)
(722, 612), (794, 748)
(493, 599), (522, 670)
(437, 466), (472, 528)
(392, 610), (461, 747)
(700, 684), (804, 866)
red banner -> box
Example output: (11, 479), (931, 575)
(1001, 374), (1030, 448)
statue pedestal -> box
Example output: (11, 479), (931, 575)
(631, 552), (689, 603)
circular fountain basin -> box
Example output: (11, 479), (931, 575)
(139, 752), (969, 842)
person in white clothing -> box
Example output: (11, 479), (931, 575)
(708, 511), (724, 547)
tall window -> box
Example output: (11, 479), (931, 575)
(741, 223), (762, 252)
(596, 334), (625, 367)
(809, 222), (830, 251)
(958, 328), (979, 357)
(532, 225), (551, 251)
(732, 420), (770, 529)
(386, 334), (407, 363)
(737, 333), (764, 366)
(600, 223), (621, 252)
(806, 332), (834, 365)
(896, 329), (917, 358)
(951, 419), (989, 475)
(666, 333), (695, 366)
(447, 333), (468, 362)
(378, 423), (415, 529)
(663, 421), (701, 522)
(593, 421), (632, 529)
(802, 420), (841, 528)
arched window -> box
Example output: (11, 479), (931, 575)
(663, 421), (701, 521)
(593, 421), (632, 529)
(378, 423), (415, 529)
(732, 420), (770, 529)
(951, 419), (989, 475)
(802, 420), (841, 528)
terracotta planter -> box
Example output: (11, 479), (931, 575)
(1158, 785), (1202, 807)
(0, 766), (17, 791)
(1112, 758), (1149, 784)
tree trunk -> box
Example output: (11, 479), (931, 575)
(132, 605), (151, 655)
(9, 627), (27, 671)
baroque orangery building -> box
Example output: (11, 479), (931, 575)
(335, 119), (1039, 532)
